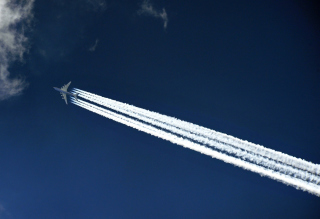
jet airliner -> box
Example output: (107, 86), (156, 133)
(54, 81), (78, 104)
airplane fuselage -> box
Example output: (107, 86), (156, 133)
(53, 87), (78, 99)
(54, 87), (77, 98)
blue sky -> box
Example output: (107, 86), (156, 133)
(0, 0), (320, 218)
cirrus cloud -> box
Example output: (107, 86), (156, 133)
(138, 0), (168, 29)
(0, 0), (34, 101)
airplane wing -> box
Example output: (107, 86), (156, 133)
(61, 93), (68, 104)
(61, 81), (71, 91)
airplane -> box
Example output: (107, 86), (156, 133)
(53, 81), (78, 105)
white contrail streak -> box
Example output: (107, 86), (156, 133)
(72, 90), (320, 184)
(73, 89), (320, 177)
(70, 93), (320, 196)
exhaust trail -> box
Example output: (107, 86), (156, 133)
(73, 90), (320, 184)
(70, 94), (320, 196)
(73, 89), (320, 177)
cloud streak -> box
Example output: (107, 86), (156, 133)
(71, 89), (320, 196)
(86, 0), (107, 12)
(74, 89), (320, 179)
(0, 0), (34, 101)
(138, 0), (168, 29)
(89, 39), (99, 52)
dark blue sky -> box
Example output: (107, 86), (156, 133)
(1, 0), (320, 218)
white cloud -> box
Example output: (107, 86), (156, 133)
(86, 0), (107, 12)
(138, 0), (168, 29)
(0, 0), (34, 101)
(89, 39), (99, 52)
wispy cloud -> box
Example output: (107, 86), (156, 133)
(0, 203), (11, 218)
(86, 0), (107, 12)
(138, 0), (168, 29)
(89, 39), (99, 52)
(0, 0), (34, 101)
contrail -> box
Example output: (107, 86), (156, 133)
(72, 90), (320, 185)
(70, 92), (320, 196)
(73, 89), (320, 177)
